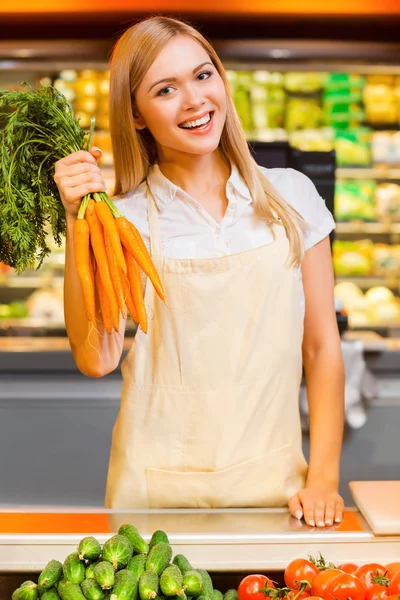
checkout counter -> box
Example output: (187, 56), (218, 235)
(1, 499), (400, 599)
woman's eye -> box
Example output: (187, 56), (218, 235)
(157, 86), (174, 97)
(197, 70), (212, 81)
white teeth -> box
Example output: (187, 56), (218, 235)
(180, 113), (211, 129)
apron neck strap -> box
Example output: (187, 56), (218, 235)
(146, 181), (162, 258)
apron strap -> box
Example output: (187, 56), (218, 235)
(146, 181), (163, 258)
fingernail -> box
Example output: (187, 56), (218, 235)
(325, 520), (332, 526)
(309, 520), (315, 526)
(335, 515), (342, 523)
(317, 520), (325, 527)
(295, 510), (303, 520)
(91, 146), (102, 153)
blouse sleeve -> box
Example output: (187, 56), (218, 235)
(285, 168), (336, 251)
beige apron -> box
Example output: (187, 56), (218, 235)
(105, 185), (308, 509)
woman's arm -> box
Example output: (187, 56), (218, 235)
(288, 236), (345, 527)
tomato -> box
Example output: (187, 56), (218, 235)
(312, 570), (344, 597)
(325, 573), (366, 600)
(286, 590), (310, 600)
(389, 573), (400, 596)
(284, 559), (320, 589)
(366, 584), (390, 600)
(340, 564), (359, 575)
(355, 565), (390, 589)
(238, 575), (275, 600)
(386, 595), (400, 600)
(386, 565), (400, 576)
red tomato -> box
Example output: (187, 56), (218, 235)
(238, 575), (275, 600)
(312, 570), (344, 597)
(389, 573), (400, 596)
(286, 590), (310, 600)
(366, 585), (390, 600)
(284, 559), (320, 589)
(340, 564), (359, 575)
(325, 573), (366, 600)
(386, 595), (400, 600)
(386, 565), (400, 576)
(355, 565), (390, 589)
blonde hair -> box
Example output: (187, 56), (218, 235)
(109, 16), (306, 264)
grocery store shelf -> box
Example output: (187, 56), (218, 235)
(335, 276), (400, 290)
(336, 222), (400, 234)
(0, 277), (64, 289)
(336, 168), (400, 180)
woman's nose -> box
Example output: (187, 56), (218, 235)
(181, 84), (205, 110)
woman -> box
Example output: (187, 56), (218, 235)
(55, 16), (345, 527)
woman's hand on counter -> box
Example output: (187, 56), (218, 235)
(288, 486), (344, 527)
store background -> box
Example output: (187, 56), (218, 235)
(0, 1), (400, 507)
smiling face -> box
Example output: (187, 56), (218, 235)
(134, 35), (227, 161)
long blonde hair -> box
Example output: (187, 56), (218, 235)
(109, 16), (306, 264)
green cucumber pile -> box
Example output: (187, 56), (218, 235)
(12, 525), (239, 600)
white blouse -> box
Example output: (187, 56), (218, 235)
(113, 164), (336, 318)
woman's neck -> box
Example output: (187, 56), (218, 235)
(157, 151), (230, 198)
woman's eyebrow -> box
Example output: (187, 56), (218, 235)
(147, 61), (213, 93)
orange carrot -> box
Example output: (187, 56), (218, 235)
(121, 273), (139, 324)
(115, 216), (165, 302)
(73, 218), (95, 324)
(95, 269), (113, 334)
(124, 248), (148, 334)
(104, 232), (126, 316)
(86, 199), (120, 332)
(94, 200), (127, 276)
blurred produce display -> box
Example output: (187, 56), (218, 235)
(1, 65), (400, 332)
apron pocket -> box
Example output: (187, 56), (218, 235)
(146, 444), (306, 508)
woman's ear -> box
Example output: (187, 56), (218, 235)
(133, 113), (147, 130)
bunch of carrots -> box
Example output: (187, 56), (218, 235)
(75, 191), (165, 335)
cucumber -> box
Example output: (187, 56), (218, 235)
(139, 571), (159, 600)
(197, 572), (213, 600)
(39, 560), (64, 590)
(22, 582), (38, 588)
(182, 571), (203, 597)
(12, 583), (38, 600)
(223, 591), (238, 600)
(110, 569), (138, 600)
(86, 563), (100, 580)
(57, 581), (67, 597)
(213, 592), (223, 600)
(103, 535), (133, 570)
(172, 556), (192, 576)
(94, 562), (115, 590)
(118, 525), (149, 555)
(126, 554), (147, 582)
(41, 590), (61, 600)
(160, 565), (183, 597)
(63, 553), (86, 585)
(57, 581), (86, 600)
(145, 543), (172, 575)
(78, 537), (102, 562)
(81, 579), (105, 600)
(149, 531), (169, 550)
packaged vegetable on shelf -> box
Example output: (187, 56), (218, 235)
(0, 84), (165, 335)
(372, 244), (400, 278)
(333, 240), (374, 276)
(375, 183), (400, 223)
(335, 180), (376, 222)
(334, 128), (372, 167)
